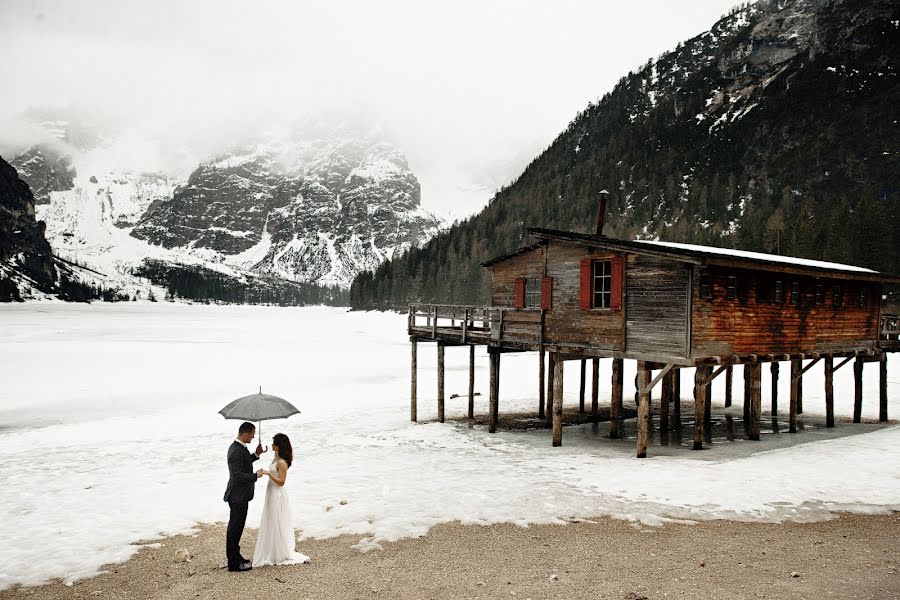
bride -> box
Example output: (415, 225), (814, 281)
(252, 433), (310, 567)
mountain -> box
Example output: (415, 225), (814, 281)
(350, 0), (900, 310)
(0, 156), (57, 300)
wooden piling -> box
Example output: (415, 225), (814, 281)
(591, 358), (599, 424)
(672, 368), (681, 422)
(546, 352), (556, 426)
(579, 359), (586, 415)
(880, 353), (888, 422)
(724, 365), (733, 407)
(703, 369), (712, 424)
(771, 362), (779, 416)
(853, 356), (863, 424)
(660, 369), (673, 433)
(488, 349), (500, 433)
(468, 344), (475, 419)
(824, 355), (834, 428)
(789, 358), (800, 433)
(437, 342), (445, 423)
(749, 364), (761, 440)
(743, 365), (750, 424)
(538, 351), (545, 420)
(610, 358), (623, 439)
(636, 361), (651, 458)
(797, 360), (804, 414)
(552, 353), (564, 447)
(410, 338), (418, 422)
(693, 367), (706, 450)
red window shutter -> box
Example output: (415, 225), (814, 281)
(513, 277), (526, 308)
(610, 256), (624, 310)
(579, 258), (592, 309)
(541, 276), (553, 309)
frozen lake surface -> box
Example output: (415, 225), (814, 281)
(1, 303), (898, 590)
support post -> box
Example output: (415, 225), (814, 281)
(880, 353), (888, 422)
(610, 358), (623, 439)
(672, 368), (681, 422)
(789, 359), (800, 433)
(468, 344), (475, 419)
(749, 364), (761, 440)
(488, 349), (500, 433)
(660, 369), (673, 432)
(824, 355), (834, 428)
(546, 352), (555, 426)
(743, 365), (750, 424)
(552, 353), (564, 447)
(693, 367), (708, 450)
(771, 362), (779, 416)
(636, 361), (651, 458)
(704, 370), (712, 424)
(579, 359), (586, 415)
(797, 360), (804, 414)
(853, 356), (863, 424)
(591, 358), (599, 425)
(410, 338), (418, 422)
(724, 365), (733, 407)
(437, 342), (445, 423)
(538, 350), (545, 420)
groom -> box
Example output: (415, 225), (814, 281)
(224, 421), (264, 572)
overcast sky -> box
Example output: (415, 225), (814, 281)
(0, 0), (739, 219)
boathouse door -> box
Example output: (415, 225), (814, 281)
(625, 256), (690, 358)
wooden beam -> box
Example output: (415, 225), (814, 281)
(546, 352), (555, 426)
(825, 355), (834, 428)
(552, 353), (564, 447)
(700, 364), (729, 388)
(794, 357), (822, 379)
(748, 364), (761, 440)
(660, 369), (673, 433)
(853, 356), (863, 424)
(636, 362), (651, 458)
(833, 355), (854, 373)
(437, 342), (445, 423)
(579, 359), (587, 415)
(410, 338), (418, 423)
(468, 344), (475, 419)
(672, 368), (681, 423)
(538, 350), (546, 420)
(488, 350), (500, 433)
(640, 363), (675, 396)
(693, 366), (708, 450)
(704, 368), (712, 425)
(591, 358), (600, 425)
(789, 359), (800, 433)
(771, 362), (779, 417)
(880, 354), (888, 422)
(610, 358), (623, 439)
(724, 365), (733, 407)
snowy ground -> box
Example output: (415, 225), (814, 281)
(0, 303), (898, 590)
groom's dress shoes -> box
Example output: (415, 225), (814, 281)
(241, 560), (252, 568)
(228, 563), (252, 572)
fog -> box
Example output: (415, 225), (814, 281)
(0, 0), (739, 219)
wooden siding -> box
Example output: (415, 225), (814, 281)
(625, 255), (690, 357)
(690, 266), (880, 357)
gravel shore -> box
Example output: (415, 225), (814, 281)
(3, 513), (898, 600)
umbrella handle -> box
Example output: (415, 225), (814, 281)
(258, 421), (268, 454)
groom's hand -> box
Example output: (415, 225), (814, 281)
(255, 444), (264, 456)
(256, 469), (264, 479)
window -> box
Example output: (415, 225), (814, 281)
(833, 285), (843, 309)
(756, 278), (771, 303)
(524, 278), (541, 308)
(859, 287), (868, 307)
(726, 276), (737, 300)
(774, 280), (784, 304)
(592, 260), (612, 308)
(700, 276), (712, 299)
(790, 282), (800, 305)
(815, 284), (824, 306)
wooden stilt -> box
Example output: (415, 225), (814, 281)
(546, 352), (555, 426)
(724, 365), (733, 407)
(693, 367), (706, 450)
(591, 358), (599, 425)
(770, 362), (779, 416)
(789, 359), (800, 433)
(703, 369), (712, 424)
(743, 365), (750, 424)
(825, 355), (834, 428)
(410, 338), (418, 422)
(797, 360), (804, 414)
(579, 359), (586, 415)
(538, 350), (545, 420)
(468, 344), (475, 419)
(636, 362), (651, 458)
(853, 356), (863, 424)
(660, 369), (672, 432)
(880, 354), (888, 422)
(610, 358), (623, 439)
(437, 342), (445, 423)
(749, 364), (761, 440)
(552, 353), (564, 447)
(488, 349), (500, 433)
(672, 368), (681, 422)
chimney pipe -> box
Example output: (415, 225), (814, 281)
(596, 189), (609, 236)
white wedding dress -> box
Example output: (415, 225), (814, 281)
(252, 458), (310, 567)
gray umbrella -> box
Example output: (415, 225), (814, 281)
(218, 388), (300, 448)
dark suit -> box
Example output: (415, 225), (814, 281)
(224, 440), (259, 568)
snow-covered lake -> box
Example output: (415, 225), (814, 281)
(1, 303), (898, 590)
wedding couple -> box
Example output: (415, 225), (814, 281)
(224, 422), (310, 572)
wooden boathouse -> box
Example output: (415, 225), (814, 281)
(408, 193), (900, 457)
